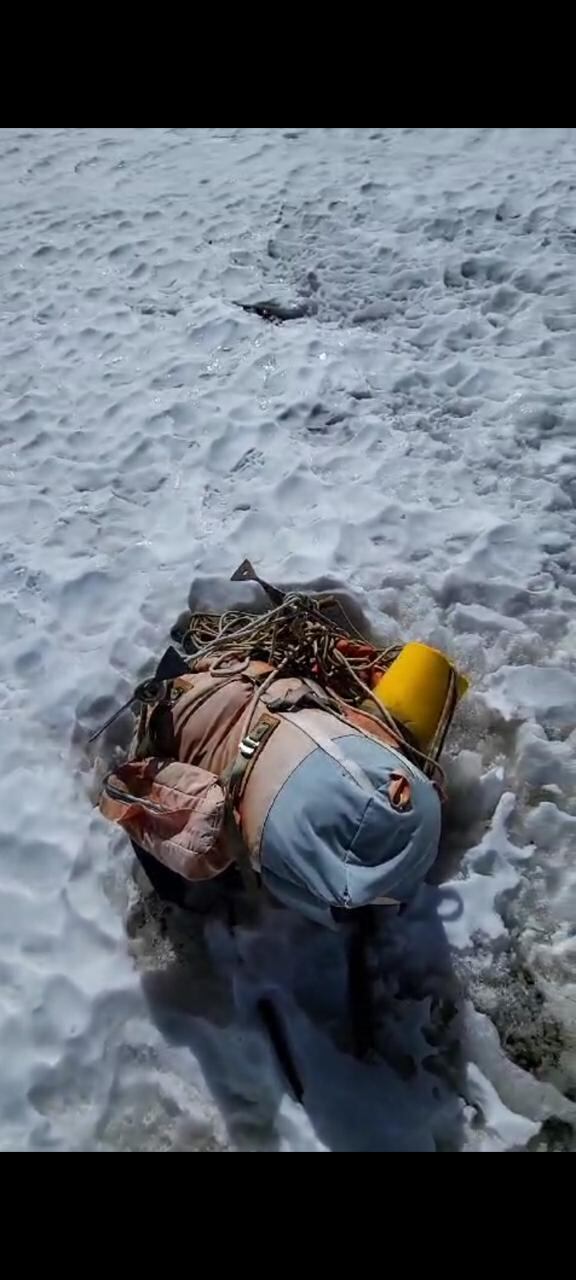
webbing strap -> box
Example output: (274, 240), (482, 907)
(226, 712), (279, 804)
(222, 711), (280, 900)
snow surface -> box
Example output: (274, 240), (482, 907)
(1, 127), (576, 1152)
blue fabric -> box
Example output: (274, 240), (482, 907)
(260, 735), (441, 927)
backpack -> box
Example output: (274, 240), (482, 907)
(100, 666), (441, 925)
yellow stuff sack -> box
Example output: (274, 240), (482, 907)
(373, 642), (469, 753)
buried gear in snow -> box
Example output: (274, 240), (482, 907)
(98, 570), (467, 927)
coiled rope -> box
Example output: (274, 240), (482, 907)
(175, 595), (447, 784)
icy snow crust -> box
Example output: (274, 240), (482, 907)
(1, 127), (575, 1152)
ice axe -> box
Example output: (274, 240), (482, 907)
(87, 646), (189, 744)
(230, 559), (285, 607)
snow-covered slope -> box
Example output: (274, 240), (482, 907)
(1, 127), (575, 1151)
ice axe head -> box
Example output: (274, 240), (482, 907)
(230, 559), (285, 606)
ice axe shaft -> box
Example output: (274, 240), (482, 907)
(87, 672), (173, 745)
(87, 696), (135, 744)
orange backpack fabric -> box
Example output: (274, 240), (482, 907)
(100, 757), (229, 881)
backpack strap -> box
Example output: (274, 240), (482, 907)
(225, 712), (280, 806)
(221, 711), (280, 900)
